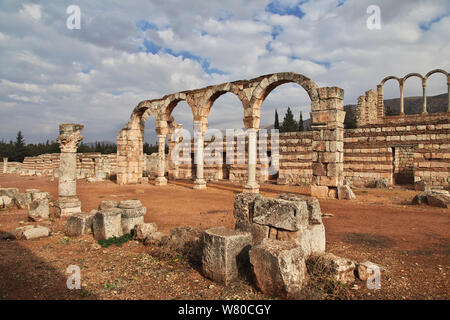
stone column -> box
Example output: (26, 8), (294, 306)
(376, 84), (384, 120)
(193, 123), (206, 190)
(310, 87), (345, 199)
(422, 81), (427, 114)
(155, 134), (167, 186)
(2, 158), (7, 174)
(447, 81), (450, 112)
(54, 124), (84, 217)
(244, 128), (259, 193)
(399, 81), (405, 115)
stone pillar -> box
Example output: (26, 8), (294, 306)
(447, 81), (450, 112)
(155, 134), (167, 186)
(399, 81), (405, 115)
(244, 128), (259, 193)
(310, 87), (345, 199)
(54, 124), (83, 217)
(193, 121), (206, 190)
(422, 81), (427, 114)
(376, 84), (384, 120)
(2, 158), (7, 174)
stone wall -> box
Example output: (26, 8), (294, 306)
(344, 112), (450, 188)
(19, 153), (117, 179)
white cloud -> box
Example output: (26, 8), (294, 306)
(19, 3), (42, 21)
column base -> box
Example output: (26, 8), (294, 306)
(54, 197), (81, 218)
(243, 182), (260, 194)
(155, 177), (167, 186)
(193, 179), (207, 190)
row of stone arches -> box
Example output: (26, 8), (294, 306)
(117, 72), (345, 196)
(378, 69), (450, 115)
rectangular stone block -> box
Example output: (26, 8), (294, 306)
(202, 227), (252, 286)
(28, 199), (49, 221)
(233, 193), (263, 222)
(65, 212), (95, 236)
(93, 208), (123, 240)
(249, 239), (307, 299)
(253, 197), (309, 231)
(235, 219), (269, 245)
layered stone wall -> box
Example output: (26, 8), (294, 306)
(344, 112), (450, 187)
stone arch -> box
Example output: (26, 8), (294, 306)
(246, 72), (319, 129)
(380, 75), (402, 86)
(425, 68), (449, 81)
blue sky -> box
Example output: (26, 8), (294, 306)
(0, 0), (449, 144)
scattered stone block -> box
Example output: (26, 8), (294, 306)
(310, 186), (329, 199)
(356, 261), (382, 281)
(277, 194), (322, 225)
(160, 226), (204, 264)
(31, 192), (51, 201)
(0, 188), (19, 199)
(22, 226), (50, 240)
(65, 212), (95, 236)
(93, 208), (123, 240)
(374, 179), (389, 189)
(337, 185), (356, 200)
(233, 193), (262, 221)
(253, 197), (308, 231)
(235, 219), (269, 245)
(0, 196), (14, 208)
(307, 253), (355, 284)
(121, 206), (146, 234)
(98, 200), (118, 211)
(28, 199), (50, 221)
(134, 223), (157, 241)
(414, 180), (430, 192)
(144, 231), (165, 245)
(412, 190), (450, 208)
(202, 227), (252, 285)
(249, 239), (307, 299)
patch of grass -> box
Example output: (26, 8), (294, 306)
(402, 249), (434, 256)
(342, 232), (394, 248)
(58, 237), (70, 245)
(102, 278), (121, 290)
(172, 254), (186, 263)
(98, 234), (133, 248)
(81, 289), (91, 297)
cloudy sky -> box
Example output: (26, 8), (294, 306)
(0, 0), (449, 144)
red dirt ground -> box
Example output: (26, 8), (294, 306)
(0, 174), (448, 300)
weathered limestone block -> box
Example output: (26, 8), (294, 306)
(233, 193), (263, 222)
(65, 212), (95, 236)
(160, 226), (204, 264)
(121, 206), (147, 234)
(93, 208), (123, 240)
(276, 224), (326, 256)
(0, 187), (19, 199)
(28, 198), (50, 221)
(356, 261), (382, 281)
(374, 179), (389, 189)
(9, 225), (51, 240)
(144, 231), (166, 245)
(277, 194), (322, 225)
(98, 200), (118, 211)
(235, 219), (269, 245)
(337, 185), (356, 200)
(54, 197), (82, 217)
(253, 197), (308, 231)
(249, 239), (308, 299)
(307, 253), (355, 284)
(202, 227), (252, 285)
(134, 223), (157, 241)
(414, 180), (430, 192)
(23, 226), (50, 240)
(412, 190), (450, 208)
(31, 192), (51, 201)
(1, 195), (14, 208)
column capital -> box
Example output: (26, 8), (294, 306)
(57, 123), (84, 153)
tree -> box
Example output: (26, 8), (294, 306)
(14, 131), (26, 162)
(274, 109), (280, 130)
(280, 107), (298, 132)
(298, 112), (304, 131)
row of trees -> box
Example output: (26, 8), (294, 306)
(274, 107), (307, 132)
